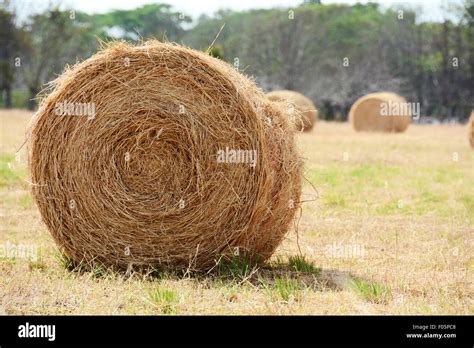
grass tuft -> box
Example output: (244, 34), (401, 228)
(56, 251), (80, 271)
(259, 275), (303, 303)
(350, 279), (392, 304)
(217, 255), (256, 280)
(288, 255), (321, 274)
(274, 277), (301, 302)
(147, 288), (178, 314)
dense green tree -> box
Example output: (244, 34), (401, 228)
(0, 9), (19, 108)
(1, 0), (472, 119)
(183, 2), (473, 120)
(89, 4), (192, 41)
(19, 9), (93, 109)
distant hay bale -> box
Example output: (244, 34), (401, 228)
(28, 41), (302, 271)
(469, 110), (474, 148)
(266, 90), (317, 132)
(349, 92), (411, 132)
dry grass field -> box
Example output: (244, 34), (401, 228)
(0, 109), (472, 315)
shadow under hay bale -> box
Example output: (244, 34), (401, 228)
(349, 92), (411, 133)
(266, 90), (317, 132)
(28, 41), (303, 271)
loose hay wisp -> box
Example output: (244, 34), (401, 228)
(28, 41), (303, 271)
(266, 90), (317, 132)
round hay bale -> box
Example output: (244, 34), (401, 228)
(266, 90), (317, 132)
(28, 41), (302, 271)
(349, 92), (411, 132)
(469, 110), (474, 148)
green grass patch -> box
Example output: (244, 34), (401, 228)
(273, 277), (301, 302)
(57, 251), (80, 271)
(419, 191), (446, 204)
(288, 255), (321, 274)
(18, 193), (33, 209)
(0, 255), (17, 264)
(350, 279), (392, 304)
(375, 198), (411, 215)
(458, 194), (474, 212)
(309, 163), (402, 211)
(410, 190), (449, 215)
(311, 166), (343, 187)
(309, 163), (402, 188)
(433, 166), (464, 184)
(217, 255), (257, 280)
(309, 161), (471, 221)
(259, 276), (303, 302)
(323, 192), (346, 207)
(147, 287), (178, 314)
(0, 154), (26, 187)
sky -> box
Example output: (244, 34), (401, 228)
(10, 0), (466, 23)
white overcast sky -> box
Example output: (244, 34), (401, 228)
(12, 0), (466, 22)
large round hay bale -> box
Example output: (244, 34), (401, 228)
(266, 90), (317, 132)
(349, 92), (411, 132)
(469, 110), (474, 148)
(28, 41), (302, 271)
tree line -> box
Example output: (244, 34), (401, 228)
(0, 1), (473, 120)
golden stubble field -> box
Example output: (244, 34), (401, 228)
(0, 109), (472, 315)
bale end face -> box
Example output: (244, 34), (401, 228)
(266, 90), (317, 132)
(28, 41), (303, 271)
(349, 92), (411, 133)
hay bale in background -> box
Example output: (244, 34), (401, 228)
(267, 90), (317, 132)
(349, 92), (411, 132)
(469, 110), (474, 148)
(28, 41), (302, 271)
